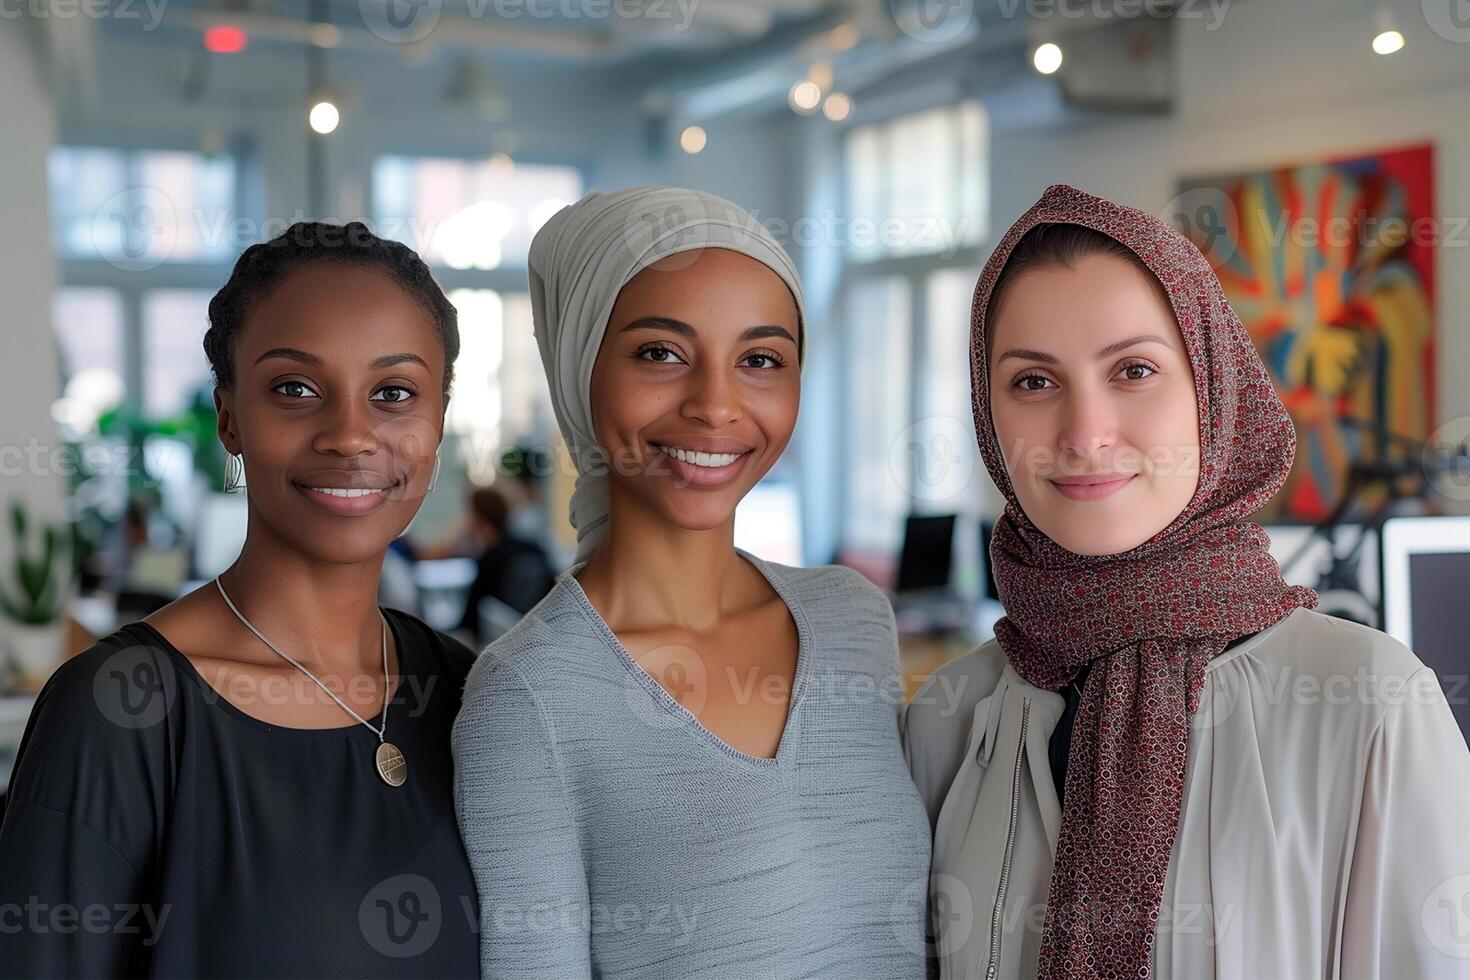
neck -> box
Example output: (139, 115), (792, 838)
(573, 485), (750, 633)
(218, 512), (387, 672)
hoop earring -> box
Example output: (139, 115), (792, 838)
(427, 452), (441, 493)
(223, 452), (243, 493)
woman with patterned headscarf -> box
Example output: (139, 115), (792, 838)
(903, 184), (1470, 978)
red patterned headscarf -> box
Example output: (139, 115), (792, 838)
(969, 184), (1319, 977)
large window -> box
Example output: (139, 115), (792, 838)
(372, 156), (580, 270)
(839, 101), (992, 556)
(845, 277), (913, 553)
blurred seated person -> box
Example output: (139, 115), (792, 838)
(416, 486), (556, 644)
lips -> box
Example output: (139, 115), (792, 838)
(1048, 474), (1136, 502)
(649, 442), (754, 489)
(294, 469), (397, 490)
(292, 469), (401, 516)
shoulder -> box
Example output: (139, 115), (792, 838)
(25, 624), (183, 742)
(904, 637), (1007, 748)
(5, 625), (177, 862)
(900, 638), (1008, 823)
(459, 577), (590, 700)
(754, 557), (894, 625)
(1228, 606), (1433, 718)
(383, 605), (478, 684)
(1237, 606), (1427, 680)
(1211, 607), (1452, 751)
(762, 557), (883, 599)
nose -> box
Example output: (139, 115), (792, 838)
(679, 360), (743, 428)
(311, 398), (382, 458)
(1056, 383), (1118, 465)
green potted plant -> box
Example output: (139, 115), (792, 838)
(0, 500), (72, 689)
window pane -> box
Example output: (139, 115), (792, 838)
(735, 480), (803, 566)
(843, 100), (990, 260)
(846, 277), (912, 552)
(888, 107), (954, 257)
(845, 124), (885, 262)
(955, 101), (990, 247)
(50, 147), (237, 265)
(446, 288), (506, 482)
(142, 289), (213, 418)
(53, 287), (125, 382)
(919, 268), (983, 514)
(49, 147), (129, 258)
(133, 151), (237, 263)
(373, 157), (581, 270)
(52, 287), (126, 437)
(499, 292), (553, 445)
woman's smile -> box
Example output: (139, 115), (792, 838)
(1048, 472), (1137, 502)
(650, 442), (755, 488)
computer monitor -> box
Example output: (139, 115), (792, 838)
(895, 514), (956, 593)
(1381, 515), (1470, 742)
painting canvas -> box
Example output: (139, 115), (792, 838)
(1174, 144), (1436, 522)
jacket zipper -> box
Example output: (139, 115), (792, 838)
(985, 699), (1029, 980)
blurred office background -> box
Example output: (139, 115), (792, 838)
(2, 0), (1469, 772)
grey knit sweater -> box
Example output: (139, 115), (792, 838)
(451, 550), (931, 979)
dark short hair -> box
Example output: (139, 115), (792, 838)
(469, 486), (510, 534)
(204, 220), (460, 401)
(984, 222), (1172, 359)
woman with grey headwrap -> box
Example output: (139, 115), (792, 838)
(451, 187), (932, 977)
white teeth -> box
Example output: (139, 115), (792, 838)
(309, 487), (385, 498)
(656, 445), (742, 468)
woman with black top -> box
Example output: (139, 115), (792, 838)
(0, 221), (479, 978)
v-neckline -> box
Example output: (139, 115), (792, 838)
(561, 547), (812, 766)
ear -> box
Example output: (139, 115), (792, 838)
(214, 386), (241, 456)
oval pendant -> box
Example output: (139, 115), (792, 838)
(376, 741), (407, 787)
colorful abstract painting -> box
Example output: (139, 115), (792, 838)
(1175, 144), (1436, 522)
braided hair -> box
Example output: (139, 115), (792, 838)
(205, 221), (460, 402)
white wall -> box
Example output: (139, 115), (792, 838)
(0, 23), (65, 535)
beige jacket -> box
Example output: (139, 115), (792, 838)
(901, 607), (1470, 979)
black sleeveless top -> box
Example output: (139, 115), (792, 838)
(0, 608), (479, 979)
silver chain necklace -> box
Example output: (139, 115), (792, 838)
(213, 577), (408, 787)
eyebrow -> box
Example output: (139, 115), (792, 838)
(617, 316), (798, 346)
(254, 348), (430, 371)
(995, 334), (1172, 365)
